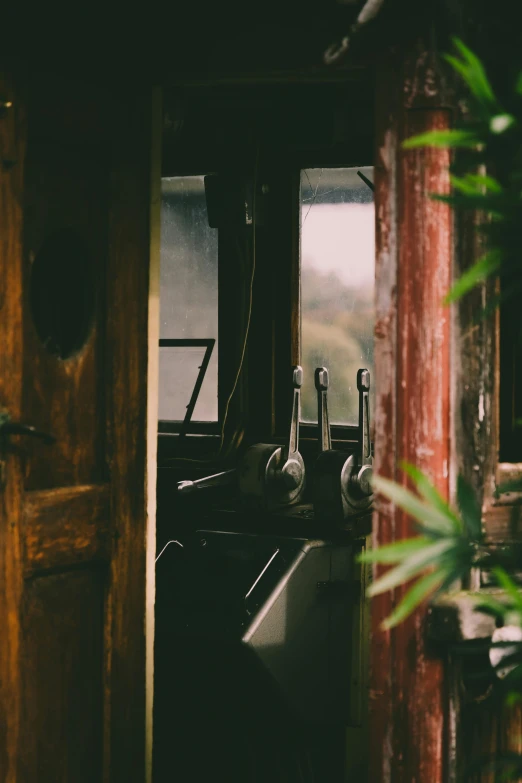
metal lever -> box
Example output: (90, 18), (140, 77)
(238, 365), (306, 510)
(287, 366), (302, 457)
(315, 367), (332, 452)
(0, 418), (56, 445)
(280, 366), (304, 490)
(354, 369), (372, 495)
(177, 469), (237, 495)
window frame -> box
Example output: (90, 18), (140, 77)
(157, 161), (256, 459)
(158, 81), (375, 464)
(157, 171), (221, 439)
(272, 149), (375, 454)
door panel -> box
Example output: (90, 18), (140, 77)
(0, 70), (151, 782)
(21, 570), (105, 783)
(23, 485), (110, 575)
(22, 142), (107, 492)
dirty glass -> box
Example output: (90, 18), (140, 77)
(159, 176), (218, 422)
(300, 166), (375, 426)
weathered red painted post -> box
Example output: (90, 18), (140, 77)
(371, 33), (452, 782)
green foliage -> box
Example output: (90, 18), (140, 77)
(449, 172), (502, 194)
(402, 129), (481, 149)
(360, 466), (482, 629)
(403, 37), (522, 305)
(443, 38), (498, 115)
(363, 463), (522, 689)
(492, 568), (522, 618)
(444, 249), (502, 303)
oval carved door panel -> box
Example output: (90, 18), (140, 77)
(30, 230), (95, 360)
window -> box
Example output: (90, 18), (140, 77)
(159, 176), (219, 432)
(299, 166), (375, 427)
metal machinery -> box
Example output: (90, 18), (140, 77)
(313, 368), (373, 524)
(175, 365), (373, 523)
(155, 367), (373, 780)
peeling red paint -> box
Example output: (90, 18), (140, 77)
(370, 51), (451, 783)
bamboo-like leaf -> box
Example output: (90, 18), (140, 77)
(444, 55), (492, 114)
(450, 173), (503, 194)
(447, 39), (498, 112)
(468, 174), (502, 193)
(381, 569), (447, 630)
(444, 250), (502, 304)
(457, 475), (483, 539)
(373, 475), (460, 535)
(474, 603), (505, 620)
(492, 568), (522, 613)
(474, 594), (509, 619)
(402, 129), (480, 150)
(358, 536), (432, 564)
(400, 462), (463, 530)
(367, 538), (455, 598)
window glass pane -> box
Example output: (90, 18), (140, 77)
(159, 176), (218, 422)
(158, 345), (212, 422)
(300, 166), (375, 425)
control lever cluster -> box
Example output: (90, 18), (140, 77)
(313, 367), (373, 523)
(176, 365), (373, 524)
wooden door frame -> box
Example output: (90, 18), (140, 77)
(146, 86), (162, 783)
(0, 66), (27, 783)
(103, 83), (158, 783)
(0, 71), (159, 783)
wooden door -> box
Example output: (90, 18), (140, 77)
(1, 69), (153, 782)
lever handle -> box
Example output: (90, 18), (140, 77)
(355, 369), (372, 495)
(357, 369), (371, 464)
(315, 367), (332, 452)
(278, 365), (305, 492)
(177, 468), (236, 495)
(0, 418), (56, 445)
(287, 365), (302, 457)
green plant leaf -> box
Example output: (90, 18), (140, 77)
(450, 173), (503, 194)
(400, 462), (463, 530)
(446, 38), (498, 113)
(373, 475), (460, 535)
(474, 594), (509, 619)
(492, 568), (522, 614)
(358, 536), (432, 565)
(444, 250), (503, 303)
(402, 129), (481, 149)
(516, 71), (522, 96)
(457, 475), (483, 539)
(367, 538), (455, 598)
(381, 569), (447, 630)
